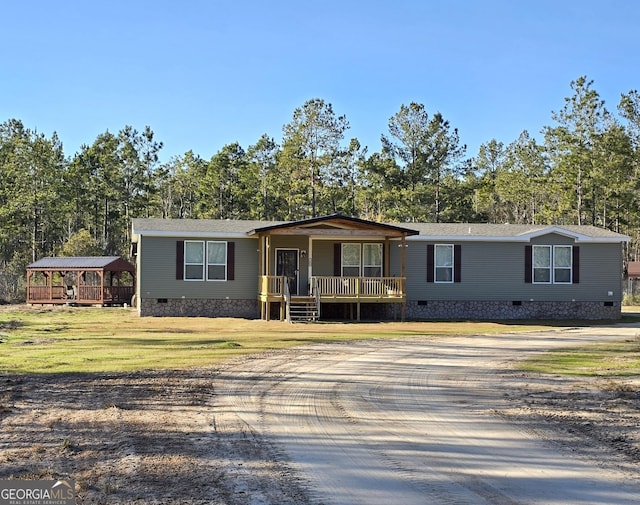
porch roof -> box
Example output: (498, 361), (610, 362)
(249, 214), (420, 237)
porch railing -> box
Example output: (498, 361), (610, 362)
(103, 285), (135, 302)
(27, 286), (66, 301)
(312, 276), (405, 299)
(27, 285), (134, 303)
(259, 275), (404, 300)
(259, 275), (287, 298)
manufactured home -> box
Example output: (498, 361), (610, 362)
(131, 214), (628, 321)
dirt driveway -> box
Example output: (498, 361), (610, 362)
(1, 325), (639, 504)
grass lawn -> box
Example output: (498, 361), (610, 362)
(0, 305), (545, 373)
(516, 305), (640, 377)
(1, 304), (639, 374)
(519, 337), (640, 377)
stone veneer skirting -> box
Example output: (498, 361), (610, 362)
(404, 300), (621, 320)
(139, 298), (621, 320)
(140, 298), (259, 318)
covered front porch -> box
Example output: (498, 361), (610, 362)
(252, 215), (418, 321)
(259, 275), (405, 321)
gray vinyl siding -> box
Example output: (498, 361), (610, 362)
(396, 234), (623, 303)
(137, 236), (258, 300)
(310, 240), (335, 276)
(135, 231), (624, 304)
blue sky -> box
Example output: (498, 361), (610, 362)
(2, 0), (638, 162)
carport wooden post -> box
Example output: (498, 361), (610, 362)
(26, 270), (31, 302)
(79, 270), (85, 302)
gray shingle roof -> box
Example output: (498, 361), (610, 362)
(132, 218), (286, 235)
(131, 218), (628, 242)
(401, 223), (626, 240)
(27, 256), (133, 270)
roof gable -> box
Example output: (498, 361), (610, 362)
(250, 214), (419, 237)
(517, 226), (593, 242)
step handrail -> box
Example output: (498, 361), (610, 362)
(283, 276), (291, 323)
(311, 277), (321, 319)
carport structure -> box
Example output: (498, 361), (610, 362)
(26, 256), (135, 306)
(628, 261), (640, 297)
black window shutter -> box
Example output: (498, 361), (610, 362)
(227, 242), (235, 280)
(176, 241), (184, 280)
(334, 243), (341, 276)
(572, 246), (580, 284)
(426, 244), (434, 283)
(454, 244), (462, 283)
(524, 245), (532, 283)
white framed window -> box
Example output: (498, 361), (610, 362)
(533, 245), (551, 283)
(184, 241), (228, 281)
(184, 241), (205, 280)
(363, 243), (382, 277)
(341, 243), (383, 277)
(553, 245), (572, 284)
(342, 243), (361, 276)
(207, 241), (227, 281)
(532, 245), (572, 284)
(435, 244), (454, 283)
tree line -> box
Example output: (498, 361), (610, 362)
(1, 76), (639, 301)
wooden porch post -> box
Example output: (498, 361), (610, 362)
(258, 235), (264, 320)
(280, 290), (285, 321)
(384, 238), (390, 277)
(307, 236), (313, 295)
(401, 235), (406, 321)
(265, 235), (271, 321)
(258, 235), (264, 277)
(265, 235), (271, 276)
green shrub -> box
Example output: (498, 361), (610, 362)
(622, 292), (640, 306)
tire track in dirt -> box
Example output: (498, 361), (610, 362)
(214, 334), (640, 505)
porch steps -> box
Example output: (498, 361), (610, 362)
(289, 297), (319, 323)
